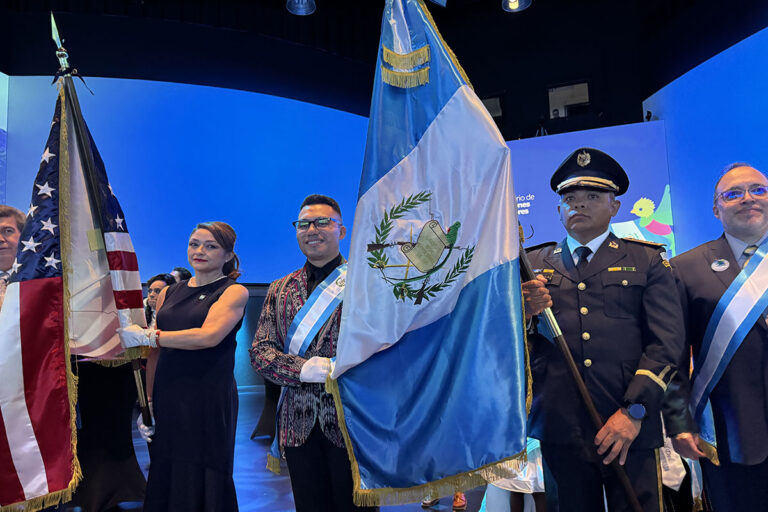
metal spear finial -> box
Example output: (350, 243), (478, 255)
(50, 12), (70, 72)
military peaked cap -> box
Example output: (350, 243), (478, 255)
(550, 147), (629, 196)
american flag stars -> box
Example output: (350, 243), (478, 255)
(21, 236), (42, 253)
(41, 147), (56, 164)
(44, 253), (61, 270)
(40, 218), (57, 235)
(35, 181), (55, 198)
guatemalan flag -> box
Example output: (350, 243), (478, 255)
(0, 81), (145, 510)
(329, 0), (528, 505)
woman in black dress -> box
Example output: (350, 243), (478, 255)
(119, 221), (249, 512)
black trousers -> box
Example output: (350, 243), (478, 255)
(701, 456), (768, 511)
(540, 442), (662, 512)
(284, 422), (378, 512)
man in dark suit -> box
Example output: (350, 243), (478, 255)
(522, 148), (685, 512)
(664, 163), (768, 511)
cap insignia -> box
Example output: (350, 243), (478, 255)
(577, 150), (591, 167)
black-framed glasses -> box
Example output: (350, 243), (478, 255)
(292, 217), (340, 231)
(719, 185), (768, 203)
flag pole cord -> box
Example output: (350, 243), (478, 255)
(518, 227), (643, 512)
(59, 67), (152, 427)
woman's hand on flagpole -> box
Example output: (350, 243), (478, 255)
(117, 324), (158, 349)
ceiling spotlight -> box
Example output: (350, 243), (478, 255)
(287, 0), (316, 15)
(502, 0), (532, 12)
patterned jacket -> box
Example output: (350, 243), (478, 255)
(250, 265), (344, 449)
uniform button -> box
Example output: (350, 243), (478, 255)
(577, 282), (586, 290)
(582, 332), (591, 341)
(584, 359), (592, 367)
(622, 279), (629, 286)
(580, 306), (589, 315)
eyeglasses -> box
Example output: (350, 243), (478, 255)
(718, 185), (768, 203)
(292, 217), (340, 231)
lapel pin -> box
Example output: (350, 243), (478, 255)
(711, 259), (730, 272)
(198, 294), (207, 300)
(608, 240), (619, 249)
(553, 247), (562, 254)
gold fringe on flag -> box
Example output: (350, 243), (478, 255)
(2, 81), (86, 512)
(326, 376), (526, 507)
(382, 66), (430, 89)
(697, 438), (720, 466)
(266, 454), (282, 475)
(382, 44), (430, 69)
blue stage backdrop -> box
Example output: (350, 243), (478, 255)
(4, 76), (368, 282)
(0, 71), (7, 205)
(509, 121), (676, 255)
(644, 25), (768, 253)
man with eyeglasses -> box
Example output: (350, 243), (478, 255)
(251, 195), (377, 512)
(664, 163), (768, 511)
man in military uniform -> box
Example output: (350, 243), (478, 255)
(664, 164), (768, 511)
(522, 148), (685, 512)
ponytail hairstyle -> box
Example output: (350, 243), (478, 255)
(193, 221), (241, 280)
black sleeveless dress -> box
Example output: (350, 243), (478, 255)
(144, 278), (244, 512)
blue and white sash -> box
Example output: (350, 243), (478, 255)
(691, 238), (768, 447)
(284, 264), (347, 356)
(267, 263), (347, 472)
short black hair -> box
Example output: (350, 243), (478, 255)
(300, 194), (342, 218)
(172, 267), (192, 280)
(147, 273), (175, 288)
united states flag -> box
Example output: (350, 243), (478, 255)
(0, 83), (145, 509)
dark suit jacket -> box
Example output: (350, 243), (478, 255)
(527, 233), (685, 449)
(664, 235), (768, 465)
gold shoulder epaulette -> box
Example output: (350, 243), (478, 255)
(621, 237), (666, 249)
(525, 241), (557, 252)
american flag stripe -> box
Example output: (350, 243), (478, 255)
(0, 283), (48, 501)
(104, 232), (135, 253)
(0, 412), (26, 504)
(107, 251), (139, 272)
(114, 290), (144, 310)
(18, 278), (73, 495)
(109, 270), (142, 291)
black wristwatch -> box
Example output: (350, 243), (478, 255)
(624, 402), (647, 421)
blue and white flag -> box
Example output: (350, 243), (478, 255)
(328, 0), (528, 505)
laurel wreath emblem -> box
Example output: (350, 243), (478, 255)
(367, 191), (474, 304)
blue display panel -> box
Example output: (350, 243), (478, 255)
(509, 121), (675, 254)
(0, 71), (7, 205)
(5, 77), (368, 282)
(644, 26), (768, 253)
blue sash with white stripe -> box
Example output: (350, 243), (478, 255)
(691, 238), (768, 449)
(268, 264), (347, 471)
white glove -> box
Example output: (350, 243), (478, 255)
(136, 414), (155, 443)
(300, 357), (332, 383)
(117, 324), (158, 349)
